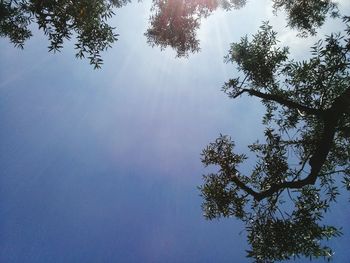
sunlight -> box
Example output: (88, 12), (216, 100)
(1, 0), (350, 262)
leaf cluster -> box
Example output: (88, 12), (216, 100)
(0, 0), (129, 68)
(272, 0), (339, 37)
(146, 0), (339, 56)
(145, 0), (246, 57)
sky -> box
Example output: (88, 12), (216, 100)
(0, 0), (350, 262)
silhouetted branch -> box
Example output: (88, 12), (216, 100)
(229, 87), (349, 201)
(234, 88), (324, 117)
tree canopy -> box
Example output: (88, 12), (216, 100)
(0, 0), (129, 68)
(200, 17), (350, 262)
(145, 0), (339, 56)
(0, 0), (340, 65)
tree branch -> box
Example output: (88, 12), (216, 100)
(224, 87), (349, 201)
(235, 88), (324, 117)
(227, 97), (346, 201)
(226, 114), (337, 201)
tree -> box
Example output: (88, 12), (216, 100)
(146, 0), (339, 56)
(145, 0), (246, 57)
(0, 0), (129, 68)
(200, 18), (350, 262)
(271, 0), (339, 36)
(1, 0), (339, 65)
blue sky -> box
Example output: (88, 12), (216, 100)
(0, 0), (350, 262)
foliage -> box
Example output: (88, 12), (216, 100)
(0, 0), (340, 64)
(145, 0), (246, 57)
(146, 0), (339, 56)
(0, 0), (129, 68)
(272, 0), (339, 36)
(200, 18), (350, 262)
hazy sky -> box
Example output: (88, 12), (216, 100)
(1, 1), (350, 262)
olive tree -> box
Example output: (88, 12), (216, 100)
(200, 18), (350, 262)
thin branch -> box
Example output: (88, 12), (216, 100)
(320, 169), (348, 176)
(239, 75), (248, 89)
(234, 88), (324, 117)
(293, 152), (312, 180)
